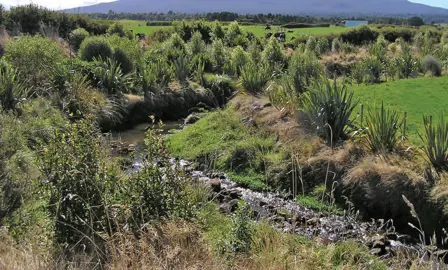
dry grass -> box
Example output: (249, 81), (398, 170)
(431, 173), (448, 215)
(0, 28), (10, 58)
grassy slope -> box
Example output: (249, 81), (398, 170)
(120, 20), (346, 39)
(168, 109), (282, 191)
(351, 76), (448, 144)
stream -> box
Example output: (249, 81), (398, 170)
(111, 122), (428, 260)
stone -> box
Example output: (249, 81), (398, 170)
(219, 199), (239, 214)
(229, 190), (242, 199)
(184, 114), (201, 125)
(208, 179), (221, 193)
(306, 217), (320, 226)
(259, 201), (268, 207)
(370, 248), (383, 256)
(228, 199), (239, 212)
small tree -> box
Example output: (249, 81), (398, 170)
(69, 28), (89, 51)
(409, 16), (425, 27)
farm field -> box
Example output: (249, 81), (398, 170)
(352, 76), (448, 144)
(120, 19), (347, 39)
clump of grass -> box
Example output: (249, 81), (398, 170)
(173, 55), (190, 84)
(0, 62), (27, 112)
(364, 103), (402, 153)
(302, 79), (358, 144)
(419, 114), (448, 171)
(239, 61), (270, 94)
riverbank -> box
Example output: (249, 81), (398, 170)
(167, 93), (448, 244)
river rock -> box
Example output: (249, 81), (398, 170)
(208, 179), (221, 193)
(184, 114), (200, 125)
(229, 189), (242, 199)
(220, 199), (239, 213)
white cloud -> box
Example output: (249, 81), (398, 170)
(3, 0), (115, 10)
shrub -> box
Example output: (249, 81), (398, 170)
(419, 114), (448, 171)
(442, 31), (448, 45)
(306, 36), (317, 52)
(4, 36), (64, 87)
(315, 37), (330, 55)
(212, 21), (225, 40)
(93, 57), (132, 95)
(247, 39), (261, 64)
(39, 120), (116, 251)
(225, 21), (247, 47)
(287, 50), (322, 94)
(148, 59), (172, 89)
(78, 36), (113, 62)
(0, 63), (27, 112)
(124, 122), (195, 231)
(341, 25), (379, 45)
(332, 38), (342, 52)
(363, 57), (383, 84)
(106, 35), (141, 63)
(422, 55), (442, 77)
(219, 203), (254, 254)
(113, 47), (134, 74)
(192, 53), (214, 73)
(68, 28), (89, 51)
(173, 55), (190, 84)
(408, 16), (425, 27)
(231, 46), (250, 75)
(107, 22), (128, 38)
(302, 80), (358, 144)
(148, 28), (174, 43)
(188, 31), (206, 56)
(364, 103), (402, 153)
(212, 39), (229, 73)
(351, 62), (365, 85)
(203, 74), (236, 106)
(262, 37), (285, 68)
(239, 61), (270, 94)
(394, 42), (420, 79)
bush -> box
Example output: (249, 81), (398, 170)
(203, 74), (236, 106)
(0, 63), (27, 112)
(107, 22), (129, 38)
(442, 32), (448, 45)
(148, 28), (174, 43)
(192, 53), (214, 73)
(124, 122), (195, 232)
(239, 61), (270, 94)
(315, 38), (330, 55)
(212, 39), (230, 73)
(212, 21), (225, 40)
(148, 59), (172, 89)
(231, 46), (250, 75)
(113, 47), (134, 74)
(93, 57), (132, 95)
(422, 55), (442, 77)
(419, 114), (448, 171)
(219, 203), (254, 254)
(394, 41), (420, 79)
(68, 28), (89, 51)
(287, 50), (322, 94)
(4, 36), (64, 87)
(78, 36), (113, 62)
(39, 120), (116, 251)
(225, 21), (247, 47)
(188, 31), (206, 56)
(173, 55), (190, 84)
(341, 25), (379, 45)
(262, 37), (284, 68)
(332, 38), (342, 52)
(363, 57), (383, 84)
(364, 103), (402, 153)
(302, 80), (358, 144)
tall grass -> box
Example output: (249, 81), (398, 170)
(364, 103), (402, 153)
(302, 79), (358, 144)
(419, 114), (448, 171)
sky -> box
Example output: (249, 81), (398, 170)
(2, 0), (115, 10)
(2, 0), (448, 10)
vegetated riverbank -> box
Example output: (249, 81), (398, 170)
(168, 93), (448, 245)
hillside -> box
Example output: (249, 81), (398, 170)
(65, 0), (448, 15)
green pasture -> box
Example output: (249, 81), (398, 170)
(120, 19), (346, 40)
(241, 25), (347, 39)
(351, 76), (448, 145)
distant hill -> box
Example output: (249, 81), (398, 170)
(65, 0), (448, 15)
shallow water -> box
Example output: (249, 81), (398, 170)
(111, 121), (183, 149)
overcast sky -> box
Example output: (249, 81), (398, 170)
(2, 0), (448, 10)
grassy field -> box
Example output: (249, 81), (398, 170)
(120, 20), (171, 35)
(241, 25), (346, 39)
(351, 76), (448, 144)
(120, 19), (346, 40)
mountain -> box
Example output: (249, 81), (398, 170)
(65, 0), (448, 15)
